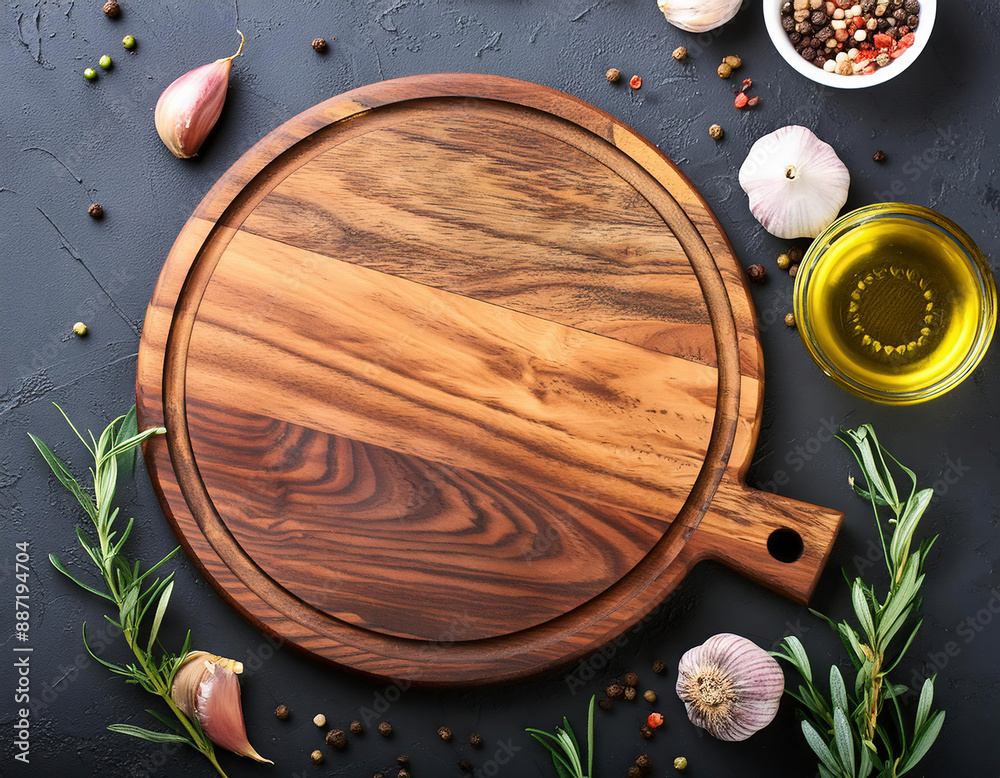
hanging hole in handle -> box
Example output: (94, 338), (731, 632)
(767, 527), (804, 564)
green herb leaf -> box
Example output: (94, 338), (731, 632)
(802, 719), (843, 775)
(107, 723), (193, 745)
(829, 665), (848, 714)
(913, 678), (934, 738)
(49, 553), (114, 602)
(833, 707), (855, 773)
(898, 711), (944, 774)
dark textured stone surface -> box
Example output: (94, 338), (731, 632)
(3, 1), (998, 776)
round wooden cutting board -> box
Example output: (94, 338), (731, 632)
(137, 74), (842, 684)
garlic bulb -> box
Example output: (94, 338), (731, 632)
(154, 31), (245, 158)
(739, 125), (850, 239)
(171, 651), (272, 763)
(657, 0), (744, 33)
(675, 633), (784, 741)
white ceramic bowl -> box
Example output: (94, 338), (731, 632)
(764, 0), (936, 89)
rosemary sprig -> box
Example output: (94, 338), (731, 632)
(30, 405), (230, 778)
(526, 695), (595, 778)
(773, 424), (945, 778)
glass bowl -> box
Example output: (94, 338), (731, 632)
(764, 0), (937, 90)
(793, 203), (996, 404)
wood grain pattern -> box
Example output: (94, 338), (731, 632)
(136, 74), (843, 684)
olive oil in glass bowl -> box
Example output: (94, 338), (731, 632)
(794, 204), (996, 404)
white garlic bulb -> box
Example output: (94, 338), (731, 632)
(739, 125), (850, 240)
(657, 0), (744, 33)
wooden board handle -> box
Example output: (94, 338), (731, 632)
(683, 478), (844, 604)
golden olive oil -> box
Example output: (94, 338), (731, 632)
(801, 213), (991, 399)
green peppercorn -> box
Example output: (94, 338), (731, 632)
(84, 67), (98, 81)
(123, 35), (137, 50)
(310, 749), (324, 764)
(99, 54), (113, 69)
(776, 253), (791, 270)
(73, 322), (88, 336)
(674, 756), (689, 771)
(643, 689), (657, 703)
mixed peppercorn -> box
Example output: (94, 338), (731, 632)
(781, 0), (920, 75)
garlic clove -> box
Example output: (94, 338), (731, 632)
(154, 30), (245, 159)
(171, 650), (272, 764)
(675, 633), (784, 742)
(738, 125), (850, 240)
(657, 0), (744, 33)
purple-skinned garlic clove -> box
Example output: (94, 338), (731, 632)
(675, 633), (785, 741)
(154, 31), (245, 159)
(171, 651), (272, 763)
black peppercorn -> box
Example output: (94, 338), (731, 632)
(636, 754), (651, 769)
(274, 704), (290, 720)
(469, 732), (484, 748)
(623, 672), (639, 687)
(397, 755), (410, 766)
(788, 246), (804, 264)
(325, 729), (347, 749)
(606, 683), (624, 699)
(624, 686), (637, 701)
(312, 37), (328, 52)
(627, 767), (642, 778)
(597, 698), (612, 712)
(378, 721), (393, 737)
(103, 0), (120, 17)
(88, 203), (104, 219)
(459, 759), (474, 773)
(374, 773), (386, 778)
(606, 68), (622, 83)
(438, 725), (453, 741)
(350, 720), (363, 734)
(398, 771), (411, 778)
(873, 149), (887, 163)
(746, 264), (767, 283)
(639, 723), (653, 739)
(652, 659), (666, 674)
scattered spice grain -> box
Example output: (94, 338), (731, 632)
(776, 253), (791, 270)
(378, 721), (393, 737)
(597, 698), (613, 712)
(312, 37), (328, 52)
(709, 123), (724, 140)
(623, 672), (639, 687)
(788, 246), (804, 264)
(88, 203), (104, 218)
(274, 704), (290, 720)
(469, 732), (484, 748)
(789, 264), (800, 278)
(310, 749), (324, 764)
(606, 683), (624, 699)
(438, 726), (453, 741)
(72, 322), (88, 336)
(397, 755), (410, 766)
(459, 758), (474, 772)
(652, 659), (666, 675)
(325, 729), (347, 749)
(717, 62), (733, 78)
(103, 0), (120, 18)
(674, 756), (689, 770)
(624, 686), (637, 701)
(313, 713), (327, 728)
(643, 690), (657, 703)
(606, 68), (622, 83)
(672, 46), (687, 61)
(873, 149), (887, 163)
(785, 312), (797, 328)
(746, 264), (767, 283)
(629, 74), (642, 89)
(350, 721), (363, 735)
(639, 723), (653, 739)
(636, 754), (651, 769)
